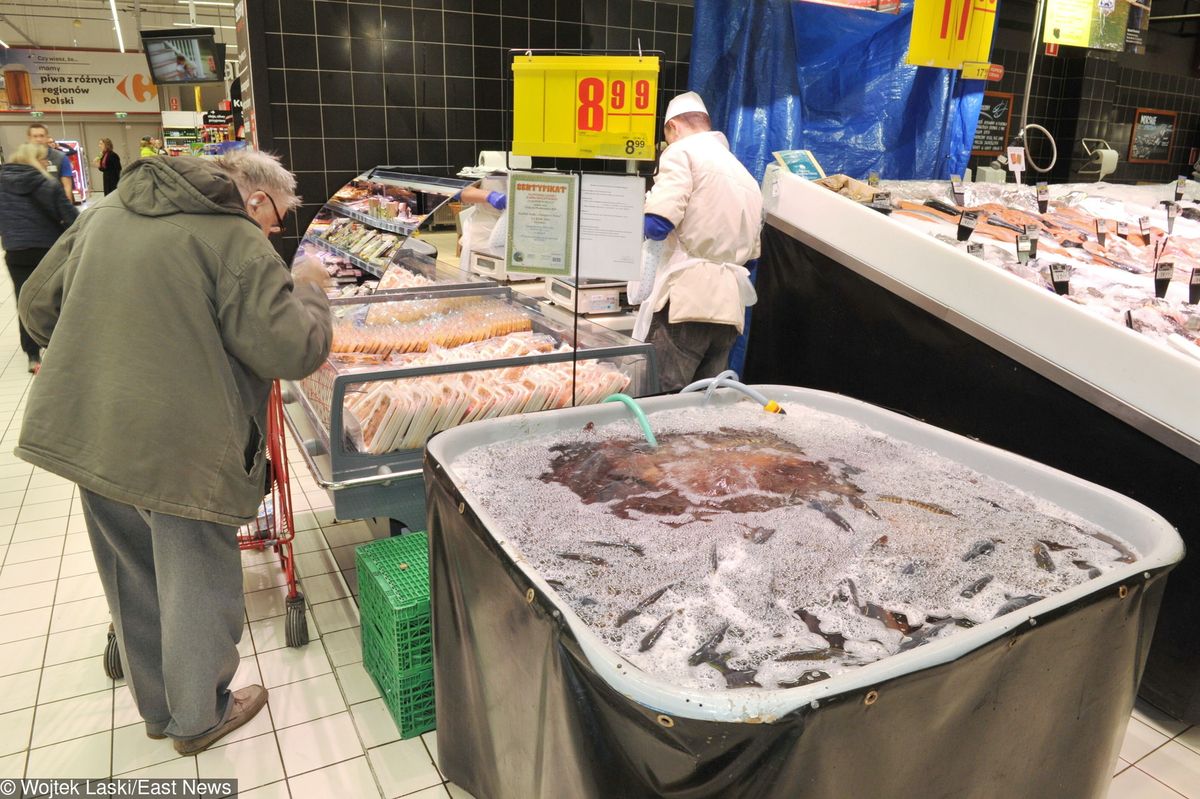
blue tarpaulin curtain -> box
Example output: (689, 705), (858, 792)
(689, 0), (986, 183)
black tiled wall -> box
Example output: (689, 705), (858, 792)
(973, 0), (1200, 186)
(967, 47), (1085, 183)
(1096, 58), (1200, 184)
(969, 48), (1200, 186)
(251, 0), (694, 259)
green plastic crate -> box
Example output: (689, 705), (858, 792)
(364, 629), (436, 738)
(356, 531), (434, 674)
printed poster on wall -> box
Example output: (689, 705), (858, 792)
(1125, 0), (1151, 55)
(506, 172), (579, 277)
(1129, 108), (1176, 164)
(0, 48), (159, 113)
(971, 92), (1014, 156)
(1043, 0), (1131, 52)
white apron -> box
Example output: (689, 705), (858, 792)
(631, 242), (756, 342)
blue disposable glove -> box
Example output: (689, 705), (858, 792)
(487, 191), (507, 211)
(644, 213), (674, 241)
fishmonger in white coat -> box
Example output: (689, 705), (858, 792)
(629, 91), (763, 392)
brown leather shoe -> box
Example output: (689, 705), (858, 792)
(173, 685), (269, 755)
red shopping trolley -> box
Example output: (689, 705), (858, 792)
(104, 382), (309, 679)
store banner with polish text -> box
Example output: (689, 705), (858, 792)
(907, 0), (999, 69)
(0, 48), (158, 113)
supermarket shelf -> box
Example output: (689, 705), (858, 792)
(329, 202), (422, 236)
(306, 235), (386, 279)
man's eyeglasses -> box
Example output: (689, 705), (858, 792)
(262, 192), (287, 237)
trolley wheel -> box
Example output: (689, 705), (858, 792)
(285, 594), (309, 648)
(104, 624), (123, 680)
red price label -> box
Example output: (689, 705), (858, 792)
(576, 76), (653, 130)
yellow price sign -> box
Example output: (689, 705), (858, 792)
(512, 55), (660, 161)
(961, 60), (991, 80)
(907, 0), (999, 69)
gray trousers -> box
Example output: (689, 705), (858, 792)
(648, 307), (740, 393)
(81, 488), (244, 740)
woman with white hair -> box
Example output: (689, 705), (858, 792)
(14, 148), (332, 755)
(0, 142), (79, 372)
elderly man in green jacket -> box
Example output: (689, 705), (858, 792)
(16, 149), (333, 755)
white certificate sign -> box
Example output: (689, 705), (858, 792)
(579, 173), (643, 281)
(506, 172), (578, 277)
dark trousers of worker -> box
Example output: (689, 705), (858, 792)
(648, 306), (739, 393)
(3, 247), (48, 358)
(80, 488), (243, 740)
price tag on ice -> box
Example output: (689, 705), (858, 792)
(1177, 176), (1188, 202)
(951, 176), (965, 205)
(1151, 230), (1164, 255)
(511, 55), (660, 160)
(1190, 268), (1200, 304)
(1007, 147), (1026, 180)
(1155, 261), (1174, 299)
(1049, 263), (1071, 295)
(1167, 201), (1180, 234)
(967, 242), (984, 257)
(870, 191), (893, 211)
(1025, 224), (1040, 258)
(957, 210), (979, 241)
(1117, 220), (1130, 237)
(868, 171), (881, 187)
(1139, 216), (1151, 236)
(1036, 181), (1049, 214)
(1016, 234), (1032, 264)
(1095, 218), (1108, 246)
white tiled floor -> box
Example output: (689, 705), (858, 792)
(0, 259), (1196, 799)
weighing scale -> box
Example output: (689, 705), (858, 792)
(545, 276), (632, 315)
(467, 249), (540, 282)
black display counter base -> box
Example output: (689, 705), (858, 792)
(745, 224), (1200, 724)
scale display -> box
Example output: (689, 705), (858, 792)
(512, 55), (660, 161)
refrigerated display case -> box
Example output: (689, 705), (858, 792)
(162, 127), (200, 156)
(282, 282), (658, 524)
(295, 168), (486, 296)
(55, 140), (88, 202)
(750, 169), (1200, 723)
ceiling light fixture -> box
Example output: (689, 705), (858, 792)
(108, 0), (125, 52)
(0, 39), (8, 48)
(172, 22), (236, 29)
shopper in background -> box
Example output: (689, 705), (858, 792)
(15, 149), (333, 755)
(139, 136), (156, 157)
(628, 91), (763, 392)
(94, 138), (122, 195)
(153, 137), (168, 156)
(26, 123), (74, 200)
(0, 143), (79, 373)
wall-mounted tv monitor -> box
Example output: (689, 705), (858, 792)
(140, 27), (226, 84)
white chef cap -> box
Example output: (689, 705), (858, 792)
(664, 91), (708, 124)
